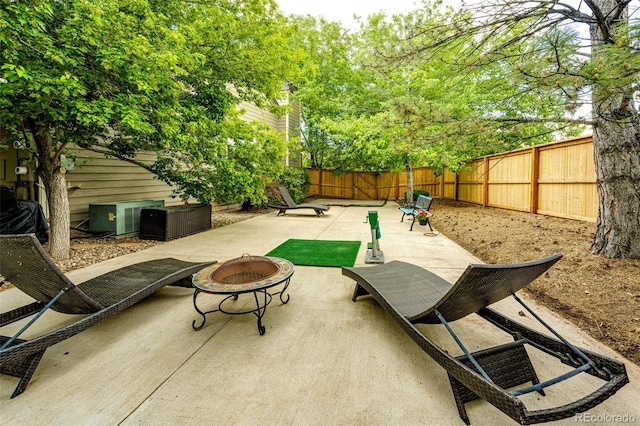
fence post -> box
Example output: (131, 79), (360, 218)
(483, 158), (489, 207)
(530, 146), (540, 214)
(453, 171), (459, 201)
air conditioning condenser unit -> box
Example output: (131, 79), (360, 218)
(89, 200), (165, 235)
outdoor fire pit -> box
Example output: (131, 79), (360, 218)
(191, 255), (294, 335)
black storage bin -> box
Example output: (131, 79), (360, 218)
(139, 204), (212, 241)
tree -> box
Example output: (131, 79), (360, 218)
(286, 15), (368, 170)
(0, 0), (299, 258)
(394, 0), (639, 258)
(290, 6), (576, 204)
(288, 14), (418, 182)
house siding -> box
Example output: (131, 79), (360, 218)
(238, 100), (282, 130)
(287, 99), (302, 168)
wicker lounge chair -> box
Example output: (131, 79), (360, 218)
(0, 234), (215, 398)
(268, 186), (330, 217)
(343, 255), (628, 425)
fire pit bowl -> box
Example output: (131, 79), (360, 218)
(210, 255), (279, 284)
(192, 254), (294, 294)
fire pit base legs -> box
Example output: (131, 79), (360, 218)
(191, 277), (292, 335)
(254, 290), (267, 335)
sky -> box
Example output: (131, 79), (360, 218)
(275, 0), (427, 29)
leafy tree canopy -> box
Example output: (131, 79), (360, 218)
(287, 1), (595, 174)
(0, 0), (301, 204)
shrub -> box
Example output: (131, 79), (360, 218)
(404, 189), (430, 204)
(268, 167), (310, 204)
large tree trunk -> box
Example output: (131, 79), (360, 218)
(589, 0), (640, 258)
(591, 121), (640, 258)
(46, 171), (70, 259)
(31, 121), (71, 259)
(405, 163), (414, 205)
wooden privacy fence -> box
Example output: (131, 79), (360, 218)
(307, 135), (597, 222)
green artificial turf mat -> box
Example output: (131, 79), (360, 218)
(265, 239), (361, 267)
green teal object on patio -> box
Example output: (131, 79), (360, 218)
(265, 239), (361, 267)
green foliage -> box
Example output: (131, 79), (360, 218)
(404, 189), (429, 202)
(285, 0), (627, 174)
(0, 0), (300, 206)
(278, 166), (310, 204)
(286, 16), (354, 169)
(349, 4), (579, 173)
(152, 115), (287, 205)
(287, 15), (398, 171)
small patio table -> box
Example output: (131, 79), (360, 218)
(191, 257), (294, 335)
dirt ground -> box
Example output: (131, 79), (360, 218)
(4, 202), (638, 366)
(432, 199), (640, 365)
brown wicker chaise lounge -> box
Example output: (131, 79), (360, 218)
(0, 234), (215, 398)
(268, 186), (330, 217)
(343, 254), (629, 425)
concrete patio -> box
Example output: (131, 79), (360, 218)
(1, 202), (638, 425)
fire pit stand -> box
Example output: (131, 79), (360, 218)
(191, 255), (294, 335)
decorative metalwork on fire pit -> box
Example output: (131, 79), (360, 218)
(191, 255), (294, 335)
